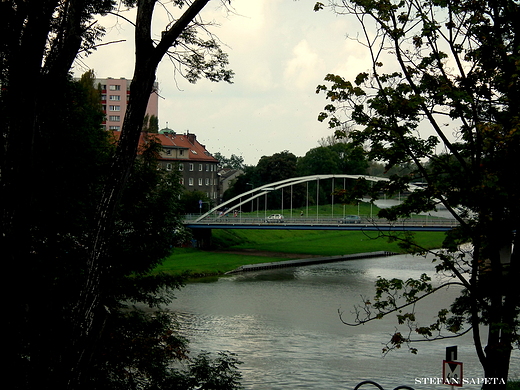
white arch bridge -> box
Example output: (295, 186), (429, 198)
(185, 174), (457, 232)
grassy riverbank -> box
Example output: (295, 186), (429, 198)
(154, 229), (447, 277)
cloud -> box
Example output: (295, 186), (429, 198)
(73, 0), (373, 165)
(283, 39), (325, 91)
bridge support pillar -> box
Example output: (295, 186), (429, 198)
(191, 229), (212, 249)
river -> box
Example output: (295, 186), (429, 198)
(166, 254), (520, 389)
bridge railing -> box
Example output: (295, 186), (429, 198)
(184, 215), (458, 227)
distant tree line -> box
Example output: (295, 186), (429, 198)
(220, 140), (372, 209)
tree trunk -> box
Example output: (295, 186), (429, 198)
(480, 235), (518, 389)
(67, 1), (212, 387)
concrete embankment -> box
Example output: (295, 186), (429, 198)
(225, 251), (397, 274)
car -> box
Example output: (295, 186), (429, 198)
(338, 215), (361, 224)
(265, 214), (284, 223)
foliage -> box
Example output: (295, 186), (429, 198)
(213, 152), (246, 170)
(256, 150), (298, 184)
(296, 143), (369, 205)
(180, 189), (213, 214)
(255, 151), (304, 209)
(296, 143), (368, 176)
(142, 114), (159, 133)
(4, 76), (241, 389)
(2, 1), (238, 389)
(181, 351), (243, 390)
(507, 381), (520, 390)
(85, 309), (243, 390)
(222, 152), (306, 209)
(316, 0), (520, 387)
(222, 165), (257, 203)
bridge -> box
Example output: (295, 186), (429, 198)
(184, 217), (457, 232)
(184, 175), (457, 247)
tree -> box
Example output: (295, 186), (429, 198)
(297, 146), (341, 176)
(85, 310), (243, 390)
(256, 151), (300, 209)
(297, 143), (368, 176)
(296, 143), (368, 206)
(316, 0), (520, 388)
(2, 1), (236, 389)
(142, 113), (160, 133)
(256, 150), (298, 185)
(180, 189), (213, 214)
(213, 152), (246, 170)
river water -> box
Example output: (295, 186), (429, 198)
(167, 254), (520, 389)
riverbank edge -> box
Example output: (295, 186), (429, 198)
(225, 250), (398, 274)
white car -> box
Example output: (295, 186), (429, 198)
(265, 214), (284, 223)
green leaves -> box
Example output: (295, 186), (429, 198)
(320, 2), (520, 378)
(374, 273), (433, 309)
(314, 2), (325, 11)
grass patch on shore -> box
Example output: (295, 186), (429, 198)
(155, 229), (446, 277)
(213, 229), (444, 256)
(153, 248), (289, 277)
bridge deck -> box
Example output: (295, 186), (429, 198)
(184, 217), (457, 232)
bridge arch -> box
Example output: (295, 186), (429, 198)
(196, 174), (418, 222)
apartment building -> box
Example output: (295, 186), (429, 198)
(95, 77), (158, 131)
(113, 130), (220, 202)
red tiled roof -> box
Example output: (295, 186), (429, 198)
(111, 131), (218, 163)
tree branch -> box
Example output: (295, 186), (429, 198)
(338, 281), (466, 326)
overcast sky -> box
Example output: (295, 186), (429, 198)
(73, 0), (369, 165)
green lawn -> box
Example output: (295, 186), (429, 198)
(155, 228), (447, 277)
(153, 248), (289, 277)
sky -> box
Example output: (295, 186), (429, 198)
(73, 0), (370, 165)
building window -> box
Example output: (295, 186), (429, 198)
(189, 163), (194, 171)
(205, 178), (210, 185)
(109, 95), (121, 101)
(178, 163), (184, 171)
(198, 178), (203, 186)
(179, 177), (184, 185)
(205, 164), (209, 171)
(188, 178), (194, 186)
(199, 164), (203, 171)
(164, 149), (171, 155)
(108, 126), (120, 130)
(109, 105), (120, 111)
(109, 85), (121, 91)
(101, 94), (106, 101)
(108, 115), (120, 121)
(166, 163), (172, 171)
(179, 149), (185, 156)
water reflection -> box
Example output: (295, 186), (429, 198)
(168, 254), (519, 389)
